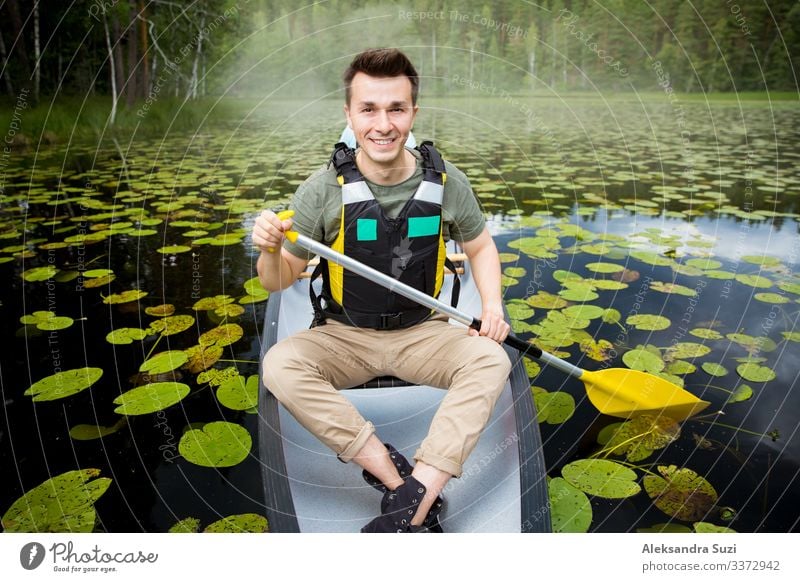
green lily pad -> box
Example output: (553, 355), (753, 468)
(139, 350), (189, 374)
(626, 314), (671, 331)
(157, 245), (193, 254)
(782, 331), (800, 343)
(148, 314), (195, 336)
(701, 362), (728, 377)
(197, 367), (241, 387)
(705, 270), (735, 280)
(777, 281), (800, 295)
(1, 468), (112, 532)
(106, 327), (149, 345)
(24, 367), (104, 402)
(179, 421), (252, 468)
(69, 418), (127, 440)
(170, 517), (201, 533)
(548, 477), (592, 533)
(689, 328), (723, 340)
(602, 308), (622, 325)
(693, 522), (737, 533)
(753, 292), (790, 304)
(558, 286), (599, 302)
(22, 265), (59, 281)
(113, 382), (190, 415)
(504, 266), (527, 278)
(650, 281), (697, 297)
(637, 523), (693, 533)
(666, 360), (697, 375)
(217, 375), (259, 411)
(184, 344), (224, 373)
(193, 295), (235, 311)
(215, 304), (245, 318)
(726, 333), (777, 353)
(145, 304), (176, 317)
(726, 384), (753, 404)
(199, 323), (243, 347)
(561, 459), (641, 499)
(585, 262), (624, 273)
(736, 363), (776, 382)
(742, 255), (782, 268)
(20, 311), (75, 331)
(506, 301), (535, 321)
(597, 415), (680, 462)
(622, 348), (665, 373)
(103, 289), (148, 304)
(83, 268), (115, 278)
(533, 388), (575, 425)
(667, 342), (712, 359)
(735, 274), (772, 288)
(643, 465), (718, 521)
(203, 513), (269, 533)
(685, 258), (722, 270)
(592, 279), (628, 290)
(526, 291), (568, 309)
(562, 305), (605, 320)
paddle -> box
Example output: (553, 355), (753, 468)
(274, 211), (710, 421)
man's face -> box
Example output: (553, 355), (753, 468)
(344, 72), (418, 169)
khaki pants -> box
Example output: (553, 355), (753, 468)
(262, 313), (512, 477)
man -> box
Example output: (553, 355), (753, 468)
(252, 48), (511, 533)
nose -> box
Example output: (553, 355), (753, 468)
(375, 109), (392, 133)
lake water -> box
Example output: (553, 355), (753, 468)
(1, 96), (798, 532)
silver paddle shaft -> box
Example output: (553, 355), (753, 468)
(289, 231), (584, 380)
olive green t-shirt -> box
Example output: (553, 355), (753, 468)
(284, 148), (486, 260)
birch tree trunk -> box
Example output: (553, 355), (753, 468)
(103, 14), (118, 125)
(186, 15), (205, 100)
(33, 2), (40, 102)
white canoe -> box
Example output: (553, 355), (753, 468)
(258, 243), (550, 532)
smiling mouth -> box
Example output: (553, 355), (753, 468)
(370, 137), (396, 146)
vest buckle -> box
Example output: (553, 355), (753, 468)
(379, 312), (403, 330)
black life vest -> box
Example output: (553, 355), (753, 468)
(309, 141), (460, 330)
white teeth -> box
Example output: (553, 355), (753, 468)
(373, 139), (393, 145)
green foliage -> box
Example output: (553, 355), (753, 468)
(178, 421), (252, 468)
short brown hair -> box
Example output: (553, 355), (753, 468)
(343, 48), (419, 105)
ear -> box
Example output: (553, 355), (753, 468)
(344, 103), (352, 128)
(410, 104), (419, 128)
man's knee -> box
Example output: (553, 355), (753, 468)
(466, 339), (512, 382)
(261, 339), (312, 400)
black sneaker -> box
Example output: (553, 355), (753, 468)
(361, 476), (431, 533)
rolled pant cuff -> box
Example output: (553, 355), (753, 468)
(413, 449), (462, 478)
(337, 421), (376, 463)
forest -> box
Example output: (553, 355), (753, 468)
(1, 0), (797, 113)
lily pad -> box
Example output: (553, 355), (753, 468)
(199, 323), (243, 347)
(693, 522), (737, 533)
(689, 328), (723, 340)
(666, 360), (697, 375)
(626, 314), (671, 331)
(170, 517), (201, 533)
(179, 421), (252, 468)
(1, 469), (112, 532)
(525, 291), (568, 309)
(184, 343), (224, 373)
(217, 375), (259, 411)
(548, 477), (592, 533)
(148, 315), (195, 336)
(215, 304), (245, 318)
(597, 415), (680, 462)
(532, 388), (575, 424)
(735, 274), (772, 288)
(643, 465), (718, 521)
(157, 245), (192, 254)
(736, 363), (776, 382)
(69, 418), (127, 440)
(22, 265), (59, 282)
(25, 367), (104, 402)
(726, 384), (753, 404)
(193, 295), (235, 311)
(139, 350), (189, 374)
(650, 281), (697, 297)
(585, 262), (624, 273)
(20, 311), (75, 331)
(667, 342), (712, 359)
(145, 304), (176, 317)
(753, 292), (790, 304)
(197, 366), (240, 387)
(701, 362), (728, 377)
(622, 348), (665, 373)
(103, 289), (148, 304)
(113, 382), (190, 415)
(561, 459), (641, 499)
(106, 327), (149, 345)
(203, 513), (269, 533)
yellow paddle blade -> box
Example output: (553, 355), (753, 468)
(580, 368), (710, 421)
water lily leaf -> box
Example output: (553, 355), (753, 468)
(524, 359), (541, 378)
(199, 323), (243, 347)
(667, 342), (712, 359)
(139, 350), (189, 374)
(580, 338), (614, 361)
(506, 301), (535, 320)
(22, 265), (59, 281)
(0, 468), (111, 532)
(178, 421), (252, 468)
(525, 291), (568, 309)
(558, 285), (599, 302)
(215, 304), (245, 318)
(193, 295), (234, 311)
(106, 327), (149, 344)
(563, 305), (605, 320)
(777, 281), (800, 295)
(705, 270), (735, 279)
(630, 251), (673, 266)
(203, 513), (269, 533)
(626, 314), (671, 331)
(742, 255), (782, 268)
(113, 382), (190, 415)
(239, 293), (269, 305)
(533, 389), (575, 424)
(184, 344), (224, 373)
(753, 292), (790, 304)
(103, 289), (148, 304)
(548, 477), (592, 533)
(83, 273), (116, 288)
(504, 266), (527, 278)
(83, 268), (114, 278)
(145, 304), (176, 317)
(637, 523), (693, 533)
(69, 418), (127, 440)
(599, 415), (680, 462)
(782, 331), (800, 343)
(666, 360), (696, 375)
(217, 375), (259, 411)
(602, 308), (622, 325)
(497, 253), (520, 263)
(592, 279), (628, 290)
(726, 333), (777, 353)
(643, 465), (718, 521)
(736, 363), (776, 382)
(501, 275), (519, 287)
(20, 311), (75, 331)
(735, 274), (772, 288)
(622, 348), (665, 373)
(726, 384), (753, 404)
(170, 517), (201, 533)
(690, 328), (723, 340)
(693, 522), (737, 533)
(25, 367), (104, 402)
(612, 269), (640, 283)
(561, 459), (641, 499)
(198, 367), (240, 387)
(149, 315), (195, 336)
(157, 245), (192, 254)
(685, 258), (722, 270)
(650, 281), (697, 296)
(585, 262), (624, 273)
(701, 362), (728, 377)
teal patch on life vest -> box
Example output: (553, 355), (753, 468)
(356, 218), (378, 241)
(408, 215), (440, 238)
